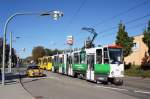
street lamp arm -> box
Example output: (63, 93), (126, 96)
(3, 12), (43, 36)
(2, 10), (63, 85)
(2, 12), (40, 85)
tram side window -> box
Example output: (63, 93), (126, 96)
(96, 49), (102, 64)
(74, 53), (79, 64)
(104, 52), (108, 58)
(87, 55), (95, 70)
(49, 57), (52, 62)
(104, 48), (107, 51)
(62, 55), (64, 64)
(67, 55), (69, 64)
(91, 55), (95, 70)
(57, 56), (59, 63)
(69, 56), (72, 64)
(54, 56), (56, 63)
(104, 51), (109, 64)
(60, 58), (62, 63)
(55, 56), (58, 63)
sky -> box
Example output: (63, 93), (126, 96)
(0, 0), (150, 58)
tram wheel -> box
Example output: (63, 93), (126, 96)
(113, 78), (123, 85)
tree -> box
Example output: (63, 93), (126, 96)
(45, 48), (53, 56)
(11, 48), (17, 67)
(0, 38), (9, 64)
(32, 46), (45, 62)
(52, 48), (62, 55)
(143, 21), (150, 55)
(0, 37), (18, 67)
(45, 48), (63, 56)
(23, 56), (33, 65)
(5, 44), (10, 63)
(115, 22), (134, 57)
(0, 43), (10, 64)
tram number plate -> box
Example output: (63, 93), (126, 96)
(98, 77), (105, 80)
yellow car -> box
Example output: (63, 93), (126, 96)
(26, 65), (43, 77)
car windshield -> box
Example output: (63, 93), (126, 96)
(28, 66), (39, 69)
(109, 48), (123, 64)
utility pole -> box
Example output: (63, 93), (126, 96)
(9, 32), (12, 73)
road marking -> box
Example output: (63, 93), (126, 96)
(96, 85), (129, 91)
(24, 76), (56, 79)
(44, 76), (57, 79)
(134, 90), (150, 95)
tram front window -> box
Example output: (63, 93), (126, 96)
(109, 48), (123, 64)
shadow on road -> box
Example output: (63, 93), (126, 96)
(21, 74), (47, 84)
(0, 73), (27, 85)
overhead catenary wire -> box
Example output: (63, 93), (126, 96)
(98, 13), (150, 34)
(101, 22), (148, 38)
(92, 0), (150, 27)
(65, 0), (87, 33)
(68, 0), (87, 25)
(127, 22), (147, 30)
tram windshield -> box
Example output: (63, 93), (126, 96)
(109, 48), (123, 64)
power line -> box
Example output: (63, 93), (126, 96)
(66, 0), (87, 32)
(92, 0), (150, 27)
(101, 22), (147, 38)
(125, 13), (150, 24)
(98, 13), (150, 34)
(69, 0), (87, 24)
(127, 22), (147, 30)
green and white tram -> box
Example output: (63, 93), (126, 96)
(72, 50), (87, 78)
(71, 45), (124, 85)
(86, 45), (124, 85)
(52, 45), (124, 85)
(52, 53), (73, 75)
(52, 54), (59, 73)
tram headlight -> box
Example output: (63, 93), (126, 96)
(111, 71), (114, 75)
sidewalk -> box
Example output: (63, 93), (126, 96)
(125, 75), (150, 81)
(0, 73), (34, 99)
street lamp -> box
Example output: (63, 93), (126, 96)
(8, 32), (12, 73)
(2, 10), (63, 85)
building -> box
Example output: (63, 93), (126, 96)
(124, 34), (149, 66)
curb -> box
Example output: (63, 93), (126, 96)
(18, 72), (35, 99)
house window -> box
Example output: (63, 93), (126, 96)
(132, 42), (139, 51)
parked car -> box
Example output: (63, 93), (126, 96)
(26, 65), (43, 77)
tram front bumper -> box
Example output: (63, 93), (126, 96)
(95, 74), (108, 82)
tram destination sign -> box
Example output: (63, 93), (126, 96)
(66, 35), (73, 45)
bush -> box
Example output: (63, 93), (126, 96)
(140, 70), (150, 78)
(124, 62), (132, 69)
(141, 54), (150, 70)
(125, 66), (150, 78)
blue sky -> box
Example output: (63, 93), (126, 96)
(0, 0), (150, 58)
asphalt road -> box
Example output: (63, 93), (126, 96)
(20, 70), (150, 99)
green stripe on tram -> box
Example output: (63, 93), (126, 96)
(94, 64), (110, 74)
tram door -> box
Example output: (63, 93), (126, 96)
(63, 54), (67, 74)
(86, 54), (95, 81)
(62, 55), (65, 74)
(68, 55), (73, 76)
(66, 54), (69, 75)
